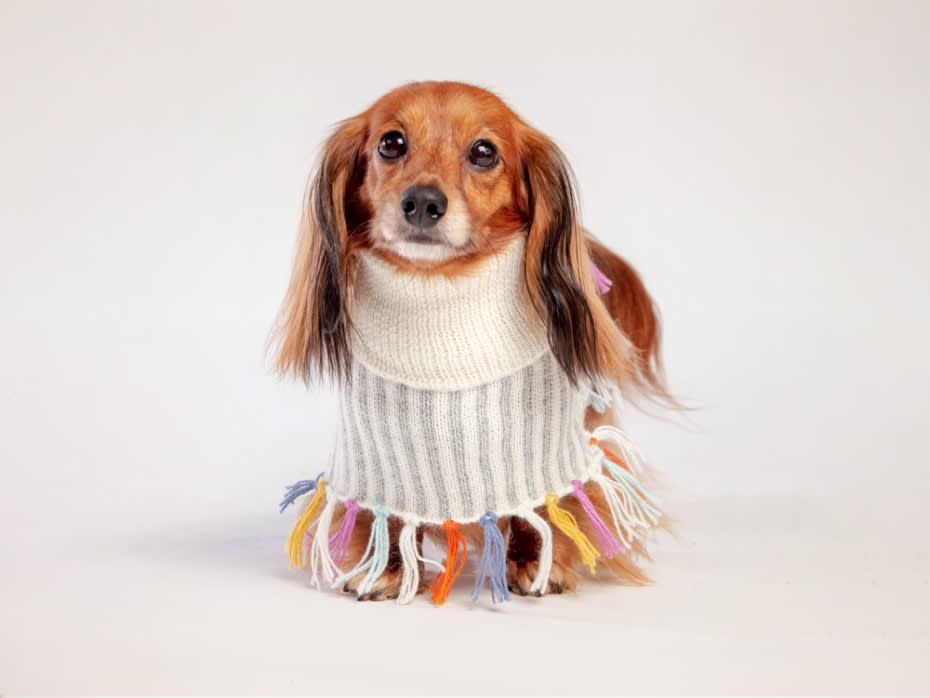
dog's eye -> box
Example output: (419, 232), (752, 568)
(377, 131), (407, 160)
(468, 139), (498, 169)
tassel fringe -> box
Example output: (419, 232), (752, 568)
(286, 480), (326, 570)
(591, 426), (648, 476)
(398, 518), (446, 604)
(308, 495), (339, 587)
(545, 493), (600, 573)
(587, 390), (609, 413)
(472, 512), (510, 605)
(593, 474), (635, 548)
(430, 520), (467, 605)
(572, 479), (623, 558)
(601, 457), (662, 528)
(334, 504), (390, 596)
(397, 519), (421, 604)
(521, 508), (553, 595)
(279, 475), (322, 513)
(328, 498), (360, 566)
(590, 261), (613, 294)
(281, 433), (661, 602)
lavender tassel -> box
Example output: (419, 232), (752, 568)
(279, 474), (323, 513)
(590, 261), (613, 294)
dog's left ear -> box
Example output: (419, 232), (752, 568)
(518, 127), (633, 386)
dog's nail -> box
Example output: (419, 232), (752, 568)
(554, 583), (563, 594)
(370, 590), (384, 601)
(343, 584), (351, 593)
(534, 590), (543, 597)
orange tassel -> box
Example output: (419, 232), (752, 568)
(429, 520), (467, 605)
(590, 437), (631, 472)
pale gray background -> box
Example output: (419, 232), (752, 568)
(2, 0), (928, 695)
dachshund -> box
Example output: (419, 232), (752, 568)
(273, 81), (669, 601)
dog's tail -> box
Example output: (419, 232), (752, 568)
(586, 236), (679, 409)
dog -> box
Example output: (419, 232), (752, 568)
(273, 81), (669, 603)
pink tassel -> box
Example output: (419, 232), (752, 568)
(572, 480), (623, 557)
(590, 261), (612, 294)
(328, 498), (361, 566)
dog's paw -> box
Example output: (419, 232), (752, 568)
(506, 558), (578, 596)
(341, 566), (406, 601)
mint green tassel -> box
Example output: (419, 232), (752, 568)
(334, 504), (390, 596)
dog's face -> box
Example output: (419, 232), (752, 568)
(359, 84), (525, 264)
(274, 81), (638, 392)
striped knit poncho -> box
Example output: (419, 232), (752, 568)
(281, 238), (661, 604)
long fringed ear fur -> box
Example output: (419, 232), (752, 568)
(272, 115), (370, 383)
(519, 127), (634, 387)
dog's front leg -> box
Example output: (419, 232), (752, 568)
(334, 511), (423, 601)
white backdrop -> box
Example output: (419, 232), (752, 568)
(2, 1), (929, 695)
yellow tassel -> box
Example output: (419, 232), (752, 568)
(545, 493), (599, 573)
(286, 480), (326, 570)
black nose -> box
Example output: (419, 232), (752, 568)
(400, 186), (447, 228)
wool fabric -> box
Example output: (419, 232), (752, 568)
(349, 237), (549, 390)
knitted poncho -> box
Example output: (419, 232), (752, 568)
(281, 238), (661, 604)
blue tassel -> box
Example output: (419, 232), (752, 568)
(279, 473), (323, 513)
(471, 512), (511, 605)
(587, 390), (609, 413)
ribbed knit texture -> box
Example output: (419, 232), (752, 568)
(329, 353), (595, 522)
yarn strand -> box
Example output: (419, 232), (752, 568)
(590, 261), (613, 294)
(521, 508), (553, 595)
(397, 519), (421, 604)
(545, 493), (600, 574)
(593, 474), (635, 548)
(308, 495), (339, 587)
(328, 498), (361, 566)
(285, 480), (326, 570)
(279, 475), (323, 513)
(429, 520), (467, 605)
(471, 512), (510, 605)
(591, 426), (648, 476)
(599, 452), (662, 527)
(587, 390), (609, 413)
(572, 479), (623, 558)
(334, 505), (390, 596)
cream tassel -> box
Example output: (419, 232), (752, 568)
(593, 474), (635, 548)
(397, 517), (446, 604)
(591, 424), (648, 476)
(521, 508), (553, 595)
(308, 495), (338, 588)
(397, 519), (421, 604)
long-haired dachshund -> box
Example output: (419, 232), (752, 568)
(274, 81), (668, 603)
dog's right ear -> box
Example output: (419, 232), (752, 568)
(272, 114), (370, 383)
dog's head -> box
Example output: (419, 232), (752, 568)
(274, 81), (644, 390)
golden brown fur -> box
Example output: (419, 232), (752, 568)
(276, 81), (669, 600)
